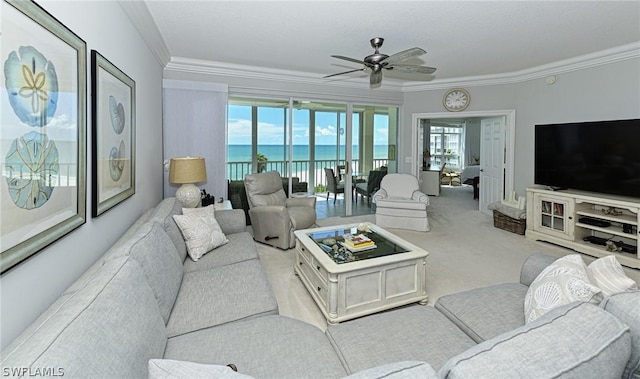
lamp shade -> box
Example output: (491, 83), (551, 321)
(169, 157), (207, 184)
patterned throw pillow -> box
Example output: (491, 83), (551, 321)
(173, 205), (228, 261)
(588, 255), (638, 297)
(524, 254), (602, 323)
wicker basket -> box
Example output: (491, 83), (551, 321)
(492, 210), (526, 235)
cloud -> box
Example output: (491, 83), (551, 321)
(316, 125), (336, 136)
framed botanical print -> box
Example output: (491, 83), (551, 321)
(91, 50), (135, 217)
(0, 0), (87, 274)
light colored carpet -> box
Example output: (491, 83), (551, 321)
(257, 185), (640, 331)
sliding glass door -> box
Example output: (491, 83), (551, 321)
(227, 97), (398, 218)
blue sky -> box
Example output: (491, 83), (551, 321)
(228, 105), (389, 145)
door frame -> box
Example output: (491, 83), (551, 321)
(411, 110), (516, 203)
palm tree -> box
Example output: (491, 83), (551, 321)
(256, 153), (268, 173)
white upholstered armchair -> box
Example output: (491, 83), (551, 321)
(244, 171), (317, 249)
(372, 173), (430, 232)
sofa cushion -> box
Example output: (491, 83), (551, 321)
(524, 254), (602, 323)
(519, 252), (558, 287)
(214, 209), (249, 235)
(438, 302), (631, 379)
(148, 359), (253, 379)
(166, 259), (278, 337)
(113, 207), (156, 249)
(434, 283), (528, 343)
(119, 222), (184, 324)
(375, 198), (427, 211)
(164, 315), (347, 379)
(326, 305), (476, 373)
(63, 208), (156, 295)
(588, 255), (638, 297)
(149, 197), (188, 262)
(600, 290), (640, 379)
(344, 361), (437, 379)
(0, 258), (167, 378)
(182, 232), (259, 273)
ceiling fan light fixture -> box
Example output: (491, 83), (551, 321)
(325, 37), (436, 86)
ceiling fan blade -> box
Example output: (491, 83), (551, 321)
(331, 55), (366, 65)
(387, 64), (437, 75)
(383, 47), (426, 65)
(323, 68), (365, 78)
(370, 70), (383, 85)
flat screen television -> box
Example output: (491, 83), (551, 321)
(534, 119), (640, 199)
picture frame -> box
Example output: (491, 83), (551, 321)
(91, 50), (135, 217)
(0, 0), (87, 274)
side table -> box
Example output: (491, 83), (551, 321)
(213, 200), (232, 211)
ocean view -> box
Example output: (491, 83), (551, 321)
(227, 144), (389, 162)
(226, 145), (391, 181)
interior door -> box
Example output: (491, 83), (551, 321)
(479, 117), (506, 215)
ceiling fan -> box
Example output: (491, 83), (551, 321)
(324, 37), (437, 86)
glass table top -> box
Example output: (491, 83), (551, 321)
(306, 225), (410, 264)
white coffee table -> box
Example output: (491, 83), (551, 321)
(294, 223), (429, 324)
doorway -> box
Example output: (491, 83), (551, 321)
(411, 110), (515, 215)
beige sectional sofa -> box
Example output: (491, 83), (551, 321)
(1, 197), (639, 378)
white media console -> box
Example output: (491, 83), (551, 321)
(526, 187), (640, 269)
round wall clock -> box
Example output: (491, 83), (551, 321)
(443, 88), (470, 112)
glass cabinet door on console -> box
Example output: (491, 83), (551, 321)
(533, 193), (574, 240)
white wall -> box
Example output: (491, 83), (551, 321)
(0, 1), (164, 349)
(512, 58), (640, 194)
(163, 81), (228, 200)
(402, 57), (640, 195)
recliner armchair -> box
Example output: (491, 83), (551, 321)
(373, 173), (430, 232)
(244, 171), (317, 249)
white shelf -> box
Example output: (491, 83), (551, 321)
(575, 222), (638, 241)
(576, 210), (637, 226)
(526, 187), (640, 269)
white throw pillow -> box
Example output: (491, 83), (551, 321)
(148, 359), (253, 379)
(524, 254), (602, 323)
(173, 205), (228, 261)
(587, 255), (638, 297)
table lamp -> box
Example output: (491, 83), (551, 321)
(169, 157), (207, 208)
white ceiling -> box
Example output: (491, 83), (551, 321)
(139, 1), (640, 87)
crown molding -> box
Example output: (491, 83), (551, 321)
(402, 42), (640, 92)
(165, 57), (405, 92)
(166, 42), (639, 93)
(119, 1), (638, 95)
(118, 1), (171, 67)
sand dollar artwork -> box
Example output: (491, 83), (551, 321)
(4, 46), (59, 127)
(109, 95), (125, 134)
(109, 140), (126, 181)
(4, 131), (59, 209)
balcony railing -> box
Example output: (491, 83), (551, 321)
(2, 163), (78, 187)
(227, 159), (388, 192)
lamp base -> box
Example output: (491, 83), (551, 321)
(176, 183), (201, 208)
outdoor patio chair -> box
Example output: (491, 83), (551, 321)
(324, 168), (345, 204)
